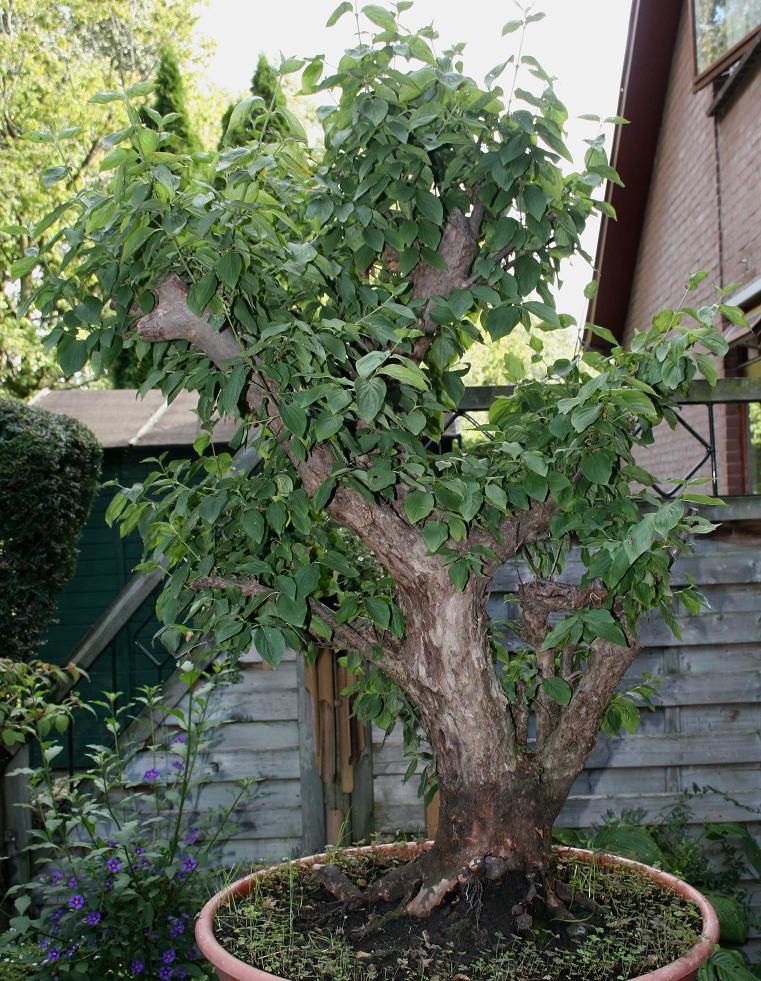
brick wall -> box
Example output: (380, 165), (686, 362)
(622, 1), (761, 494)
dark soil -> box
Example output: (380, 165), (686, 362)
(215, 850), (702, 981)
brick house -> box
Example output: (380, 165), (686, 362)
(589, 0), (761, 496)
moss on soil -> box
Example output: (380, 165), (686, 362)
(215, 851), (702, 981)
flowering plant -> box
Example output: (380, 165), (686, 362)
(1, 661), (257, 978)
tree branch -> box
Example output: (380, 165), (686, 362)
(135, 274), (432, 588)
(191, 574), (391, 661)
(540, 607), (639, 783)
(137, 274), (242, 368)
(518, 578), (607, 750)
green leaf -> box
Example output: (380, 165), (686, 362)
(255, 626), (286, 668)
(10, 255), (37, 279)
(423, 521), (449, 552)
(314, 412), (343, 441)
(695, 352), (718, 386)
(356, 350), (389, 377)
(523, 184), (548, 222)
(502, 18), (523, 34)
(327, 1), (353, 26)
(242, 510), (264, 545)
(275, 592), (308, 627)
(485, 304), (520, 341)
(405, 409), (427, 435)
(216, 252), (243, 290)
(582, 609), (627, 646)
(706, 894), (748, 947)
(570, 402), (601, 433)
(485, 483), (507, 510)
(581, 450), (614, 484)
(542, 676), (572, 706)
(448, 559), (470, 591)
(363, 4), (396, 31)
(525, 300), (561, 328)
(280, 107), (308, 142)
(405, 490), (435, 524)
(58, 334), (88, 377)
(279, 400), (308, 439)
(187, 273), (217, 316)
(355, 376), (387, 422)
(226, 95), (265, 134)
(415, 189), (443, 225)
(380, 362), (429, 391)
(590, 826), (664, 867)
(365, 97), (389, 125)
(365, 596), (390, 628)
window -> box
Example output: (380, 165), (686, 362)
(692, 0), (761, 84)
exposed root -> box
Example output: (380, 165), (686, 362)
(313, 855), (599, 937)
(365, 859), (423, 905)
(312, 864), (364, 904)
(551, 876), (603, 916)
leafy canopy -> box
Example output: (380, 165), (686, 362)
(26, 3), (731, 740)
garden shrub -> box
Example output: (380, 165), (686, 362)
(0, 398), (101, 661)
(1, 660), (258, 978)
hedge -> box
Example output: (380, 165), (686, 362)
(0, 398), (101, 661)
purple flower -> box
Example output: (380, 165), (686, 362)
(50, 868), (64, 884)
(181, 856), (197, 873)
(167, 915), (185, 938)
(50, 908), (64, 923)
(185, 827), (200, 846)
(159, 968), (173, 980)
(39, 938), (50, 950)
(162, 948), (176, 964)
(144, 768), (159, 781)
(86, 910), (101, 926)
(171, 759), (184, 772)
(177, 971), (188, 980)
(68, 894), (84, 910)
(67, 875), (78, 888)
(103, 877), (114, 891)
(135, 846), (144, 856)
(130, 960), (144, 975)
(106, 857), (122, 874)
(106, 839), (117, 848)
(48, 948), (61, 962)
(173, 733), (186, 744)
(140, 857), (150, 869)
(65, 943), (79, 958)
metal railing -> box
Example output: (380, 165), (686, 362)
(456, 378), (761, 501)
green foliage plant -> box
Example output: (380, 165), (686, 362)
(0, 398), (101, 662)
(25, 0), (741, 928)
(0, 659), (85, 758)
(1, 664), (257, 978)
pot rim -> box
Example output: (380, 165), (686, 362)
(195, 842), (720, 981)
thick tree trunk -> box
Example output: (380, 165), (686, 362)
(388, 574), (572, 916)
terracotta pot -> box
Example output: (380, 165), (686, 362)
(195, 842), (719, 981)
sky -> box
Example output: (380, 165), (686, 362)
(195, 0), (634, 323)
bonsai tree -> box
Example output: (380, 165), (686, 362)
(29, 3), (732, 920)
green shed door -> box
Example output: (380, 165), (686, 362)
(41, 448), (180, 769)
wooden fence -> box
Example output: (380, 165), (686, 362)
(4, 529), (761, 955)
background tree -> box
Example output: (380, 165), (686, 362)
(150, 44), (201, 153)
(29, 3), (731, 923)
(0, 0), (201, 399)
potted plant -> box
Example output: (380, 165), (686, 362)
(26, 2), (735, 977)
